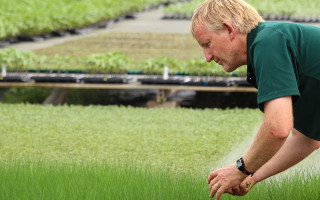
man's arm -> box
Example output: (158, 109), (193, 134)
(242, 96), (293, 172)
(251, 128), (320, 183)
(229, 128), (320, 196)
(208, 96), (293, 199)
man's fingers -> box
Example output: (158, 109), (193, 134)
(208, 171), (218, 184)
(240, 179), (247, 187)
(215, 186), (226, 200)
(246, 179), (256, 190)
(207, 164), (247, 198)
(237, 179), (252, 195)
(209, 177), (218, 192)
(209, 182), (220, 198)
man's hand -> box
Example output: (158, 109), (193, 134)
(225, 175), (256, 196)
(208, 164), (247, 199)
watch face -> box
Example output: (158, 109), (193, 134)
(236, 159), (242, 168)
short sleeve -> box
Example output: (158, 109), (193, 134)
(252, 30), (300, 111)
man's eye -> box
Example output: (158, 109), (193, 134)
(205, 43), (210, 48)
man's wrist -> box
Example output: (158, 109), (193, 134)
(236, 157), (254, 176)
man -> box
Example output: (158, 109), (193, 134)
(190, 0), (320, 199)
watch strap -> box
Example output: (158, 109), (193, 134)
(237, 157), (254, 175)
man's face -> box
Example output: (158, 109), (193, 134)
(193, 23), (245, 72)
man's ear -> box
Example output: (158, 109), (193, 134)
(223, 22), (236, 40)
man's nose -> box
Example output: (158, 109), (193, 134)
(204, 49), (213, 62)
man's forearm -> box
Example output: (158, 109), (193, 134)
(242, 122), (288, 173)
(241, 97), (293, 173)
(252, 129), (320, 183)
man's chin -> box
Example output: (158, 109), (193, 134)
(222, 65), (235, 73)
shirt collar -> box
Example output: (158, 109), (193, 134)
(246, 22), (266, 88)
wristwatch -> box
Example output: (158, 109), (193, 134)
(236, 157), (254, 175)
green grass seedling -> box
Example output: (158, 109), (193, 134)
(0, 160), (209, 200)
(0, 160), (319, 200)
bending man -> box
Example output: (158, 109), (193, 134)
(190, 0), (320, 199)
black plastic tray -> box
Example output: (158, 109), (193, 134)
(138, 78), (183, 85)
(0, 76), (30, 82)
(81, 77), (126, 84)
(31, 76), (77, 83)
(183, 80), (229, 86)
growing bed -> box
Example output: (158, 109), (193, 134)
(0, 104), (319, 199)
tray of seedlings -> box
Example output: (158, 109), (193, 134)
(80, 76), (130, 84)
(138, 77), (184, 85)
(182, 77), (230, 87)
(31, 75), (78, 83)
(0, 75), (30, 82)
(0, 0), (182, 46)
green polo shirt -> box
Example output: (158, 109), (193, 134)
(247, 22), (320, 140)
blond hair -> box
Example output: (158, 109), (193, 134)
(191, 0), (264, 35)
